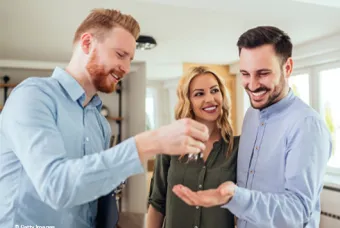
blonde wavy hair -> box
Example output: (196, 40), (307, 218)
(175, 66), (234, 157)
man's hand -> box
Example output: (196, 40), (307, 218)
(135, 118), (209, 160)
(172, 181), (236, 208)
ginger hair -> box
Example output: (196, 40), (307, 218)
(73, 8), (140, 44)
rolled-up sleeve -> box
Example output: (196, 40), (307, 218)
(148, 154), (171, 216)
(1, 85), (144, 210)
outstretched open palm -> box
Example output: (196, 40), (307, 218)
(172, 181), (236, 207)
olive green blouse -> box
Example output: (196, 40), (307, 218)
(148, 136), (239, 228)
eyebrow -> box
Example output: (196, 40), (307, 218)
(193, 85), (218, 92)
(240, 69), (272, 74)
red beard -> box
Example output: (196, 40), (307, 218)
(86, 49), (123, 93)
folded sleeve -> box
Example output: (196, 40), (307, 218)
(148, 154), (171, 215)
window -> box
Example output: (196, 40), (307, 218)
(319, 68), (340, 169)
(145, 88), (156, 130)
(289, 73), (310, 105)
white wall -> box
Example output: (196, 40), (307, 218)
(121, 63), (148, 213)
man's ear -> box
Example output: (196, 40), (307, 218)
(80, 33), (93, 55)
(284, 57), (294, 79)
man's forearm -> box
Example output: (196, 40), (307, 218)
(39, 137), (144, 210)
(222, 187), (310, 228)
(135, 129), (161, 162)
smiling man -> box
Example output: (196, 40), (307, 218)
(0, 9), (209, 228)
(173, 26), (332, 228)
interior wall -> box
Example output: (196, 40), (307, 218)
(121, 63), (148, 214)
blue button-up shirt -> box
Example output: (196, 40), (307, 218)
(223, 89), (332, 228)
(0, 67), (144, 228)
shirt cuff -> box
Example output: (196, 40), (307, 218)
(221, 185), (251, 217)
(121, 137), (145, 174)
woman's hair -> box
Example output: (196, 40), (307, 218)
(174, 66), (234, 157)
(73, 8), (140, 44)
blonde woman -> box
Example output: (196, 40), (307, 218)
(147, 66), (239, 228)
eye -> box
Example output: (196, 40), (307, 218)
(260, 72), (270, 76)
(116, 52), (124, 59)
(194, 92), (203, 97)
(241, 73), (250, 77)
(211, 88), (220, 93)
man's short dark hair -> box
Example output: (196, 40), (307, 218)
(237, 26), (292, 64)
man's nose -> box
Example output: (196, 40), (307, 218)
(248, 76), (260, 91)
(119, 62), (130, 75)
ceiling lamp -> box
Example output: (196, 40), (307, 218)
(136, 35), (157, 50)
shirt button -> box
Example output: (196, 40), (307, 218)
(198, 184), (202, 189)
(255, 146), (259, 150)
(85, 137), (89, 142)
(194, 226), (198, 228)
(203, 166), (206, 169)
(261, 122), (264, 126)
(250, 170), (254, 174)
(196, 206), (199, 209)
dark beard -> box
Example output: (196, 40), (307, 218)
(247, 72), (286, 110)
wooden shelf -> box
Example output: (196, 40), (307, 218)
(0, 83), (18, 88)
(106, 116), (123, 121)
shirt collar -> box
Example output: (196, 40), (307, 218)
(52, 67), (103, 111)
(259, 88), (295, 119)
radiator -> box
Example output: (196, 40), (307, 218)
(320, 186), (340, 228)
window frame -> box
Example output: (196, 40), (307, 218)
(145, 87), (158, 130)
(311, 61), (340, 175)
(289, 69), (312, 105)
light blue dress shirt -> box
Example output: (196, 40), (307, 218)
(0, 67), (144, 228)
(222, 89), (332, 228)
